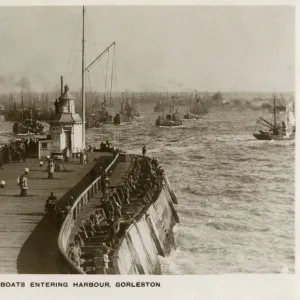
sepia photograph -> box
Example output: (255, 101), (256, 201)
(0, 5), (294, 276)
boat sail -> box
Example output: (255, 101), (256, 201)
(285, 102), (295, 137)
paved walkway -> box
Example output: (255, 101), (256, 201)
(0, 152), (112, 274)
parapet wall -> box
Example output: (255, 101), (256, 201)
(113, 184), (179, 274)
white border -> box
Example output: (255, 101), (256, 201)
(0, 1), (297, 299)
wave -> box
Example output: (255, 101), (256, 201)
(205, 220), (270, 233)
(157, 125), (187, 129)
(188, 154), (205, 160)
(229, 157), (252, 162)
(181, 186), (202, 196)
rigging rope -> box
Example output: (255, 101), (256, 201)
(109, 44), (115, 116)
(105, 50), (110, 95)
(68, 49), (81, 87)
(86, 15), (106, 80)
(87, 71), (96, 107)
(64, 17), (82, 86)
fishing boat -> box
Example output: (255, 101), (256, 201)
(113, 95), (139, 125)
(253, 95), (295, 141)
(13, 92), (45, 135)
(154, 102), (165, 112)
(153, 92), (169, 112)
(87, 101), (113, 129)
(184, 92), (209, 119)
(57, 6), (179, 275)
(13, 119), (45, 135)
(155, 101), (182, 127)
(0, 104), (6, 121)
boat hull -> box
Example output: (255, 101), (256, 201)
(253, 133), (272, 140)
(13, 122), (45, 135)
(183, 113), (201, 119)
(113, 113), (132, 125)
(155, 118), (182, 127)
(253, 133), (295, 141)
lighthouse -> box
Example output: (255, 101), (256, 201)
(38, 83), (83, 158)
(50, 84), (83, 154)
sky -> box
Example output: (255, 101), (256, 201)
(0, 6), (295, 93)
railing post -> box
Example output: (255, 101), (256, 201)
(73, 206), (77, 220)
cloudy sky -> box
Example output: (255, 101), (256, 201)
(0, 6), (294, 93)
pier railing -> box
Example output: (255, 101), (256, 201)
(57, 152), (120, 274)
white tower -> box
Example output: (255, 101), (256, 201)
(49, 85), (83, 154)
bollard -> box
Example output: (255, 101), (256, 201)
(0, 181), (5, 188)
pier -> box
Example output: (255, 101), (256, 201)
(0, 152), (112, 274)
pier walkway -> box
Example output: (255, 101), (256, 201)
(0, 152), (112, 274)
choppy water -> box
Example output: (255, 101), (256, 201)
(0, 103), (294, 274)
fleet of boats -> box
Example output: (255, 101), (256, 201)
(1, 91), (295, 134)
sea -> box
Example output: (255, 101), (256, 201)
(0, 101), (294, 274)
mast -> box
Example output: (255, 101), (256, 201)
(21, 90), (24, 122)
(81, 6), (86, 149)
(273, 95), (276, 128)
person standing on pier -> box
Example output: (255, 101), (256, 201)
(142, 145), (146, 157)
(48, 159), (55, 179)
(68, 241), (81, 268)
(0, 147), (4, 170)
(18, 168), (29, 197)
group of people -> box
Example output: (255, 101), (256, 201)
(96, 141), (121, 157)
(44, 192), (75, 222)
(67, 148), (165, 273)
(0, 138), (38, 169)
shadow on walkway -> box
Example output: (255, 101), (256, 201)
(16, 155), (113, 274)
(17, 216), (62, 274)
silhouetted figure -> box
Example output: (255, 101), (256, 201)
(48, 160), (55, 179)
(54, 99), (59, 114)
(0, 148), (3, 170)
(18, 168), (29, 196)
(142, 145), (146, 157)
(68, 241), (81, 267)
(45, 192), (57, 215)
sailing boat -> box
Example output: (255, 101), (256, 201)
(13, 91), (45, 135)
(86, 94), (113, 129)
(253, 95), (295, 141)
(154, 92), (166, 112)
(113, 92), (139, 125)
(184, 91), (209, 119)
(155, 96), (182, 126)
